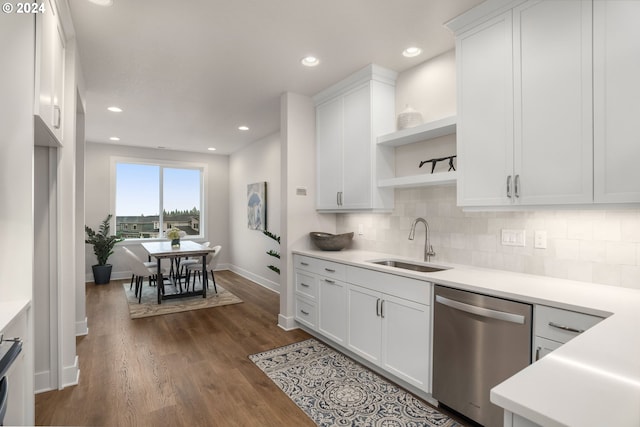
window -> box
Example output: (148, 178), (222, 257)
(113, 159), (205, 240)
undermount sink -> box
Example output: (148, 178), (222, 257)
(369, 259), (448, 273)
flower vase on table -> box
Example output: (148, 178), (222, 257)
(167, 228), (182, 248)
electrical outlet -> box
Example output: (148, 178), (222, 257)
(358, 224), (364, 236)
(534, 230), (547, 249)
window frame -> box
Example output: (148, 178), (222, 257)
(110, 156), (207, 242)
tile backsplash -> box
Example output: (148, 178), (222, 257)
(337, 186), (640, 290)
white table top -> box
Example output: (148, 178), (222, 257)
(141, 240), (213, 258)
(293, 249), (640, 427)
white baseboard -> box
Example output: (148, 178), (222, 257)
(278, 314), (297, 331)
(34, 370), (53, 394)
(228, 264), (281, 293)
(61, 355), (80, 388)
(76, 317), (88, 336)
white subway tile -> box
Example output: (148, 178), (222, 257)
(555, 239), (580, 260)
(605, 242), (637, 266)
(579, 240), (606, 263)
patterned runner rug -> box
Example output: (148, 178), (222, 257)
(122, 280), (242, 319)
(249, 339), (462, 427)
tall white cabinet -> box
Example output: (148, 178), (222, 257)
(34, 0), (66, 146)
(593, 0), (640, 203)
(314, 65), (396, 212)
(452, 0), (593, 207)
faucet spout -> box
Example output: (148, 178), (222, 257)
(408, 217), (436, 262)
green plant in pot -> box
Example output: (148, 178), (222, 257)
(85, 214), (124, 284)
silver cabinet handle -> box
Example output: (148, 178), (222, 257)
(300, 262), (309, 266)
(376, 298), (381, 316)
(300, 283), (310, 288)
(506, 175), (512, 198)
(380, 300), (385, 318)
(548, 322), (584, 334)
(325, 268), (335, 273)
(435, 295), (526, 324)
(535, 346), (541, 361)
(324, 279), (335, 284)
(337, 192), (340, 205)
(300, 309), (309, 315)
(53, 105), (61, 129)
(515, 174), (520, 198)
(338, 191), (343, 206)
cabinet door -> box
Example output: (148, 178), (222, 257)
(533, 336), (562, 362)
(342, 84), (371, 209)
(316, 96), (343, 209)
(34, 0), (65, 144)
(318, 277), (348, 345)
(381, 294), (430, 392)
(347, 284), (381, 364)
(514, 0), (592, 205)
(456, 12), (514, 207)
(594, 0), (640, 203)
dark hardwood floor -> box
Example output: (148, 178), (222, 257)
(35, 270), (314, 427)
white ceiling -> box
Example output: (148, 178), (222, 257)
(70, 0), (483, 155)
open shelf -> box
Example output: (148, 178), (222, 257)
(377, 115), (456, 147)
(378, 171), (457, 189)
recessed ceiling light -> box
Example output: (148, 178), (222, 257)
(402, 47), (422, 58)
(207, 147), (217, 151)
(238, 125), (249, 131)
(107, 106), (122, 112)
(109, 136), (120, 141)
(301, 56), (320, 67)
(87, 0), (113, 6)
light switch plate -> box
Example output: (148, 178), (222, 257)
(501, 229), (526, 247)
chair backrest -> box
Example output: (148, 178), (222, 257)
(121, 246), (153, 277)
(206, 245), (222, 269)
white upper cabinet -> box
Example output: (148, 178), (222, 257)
(593, 0), (640, 203)
(314, 65), (396, 212)
(34, 0), (66, 146)
(452, 0), (593, 207)
(455, 12), (514, 206)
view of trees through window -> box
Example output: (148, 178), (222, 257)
(115, 162), (202, 239)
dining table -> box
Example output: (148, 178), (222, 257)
(141, 240), (215, 304)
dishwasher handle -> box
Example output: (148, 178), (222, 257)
(435, 295), (526, 325)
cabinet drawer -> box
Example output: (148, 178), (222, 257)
(533, 336), (563, 362)
(293, 254), (346, 280)
(295, 297), (317, 329)
(535, 305), (603, 344)
(346, 266), (431, 305)
(295, 271), (317, 300)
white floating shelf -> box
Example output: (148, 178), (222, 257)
(377, 115), (457, 147)
(378, 171), (458, 189)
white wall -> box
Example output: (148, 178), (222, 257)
(0, 11), (36, 424)
(279, 92), (335, 329)
(228, 132), (282, 291)
(84, 143), (230, 279)
(337, 50), (640, 291)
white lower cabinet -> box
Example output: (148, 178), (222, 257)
(293, 254), (432, 393)
(318, 277), (348, 345)
(347, 284), (382, 364)
(347, 283), (431, 392)
(533, 305), (604, 361)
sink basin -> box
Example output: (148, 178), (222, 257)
(370, 259), (448, 273)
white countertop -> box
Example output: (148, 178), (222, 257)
(0, 299), (30, 332)
(293, 249), (640, 427)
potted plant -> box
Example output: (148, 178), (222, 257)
(85, 214), (124, 284)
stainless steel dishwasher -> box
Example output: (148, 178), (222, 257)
(433, 285), (532, 427)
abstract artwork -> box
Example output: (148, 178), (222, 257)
(247, 182), (267, 230)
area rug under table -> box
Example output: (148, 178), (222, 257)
(249, 339), (462, 427)
(122, 281), (242, 319)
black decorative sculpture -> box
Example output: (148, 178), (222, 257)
(419, 155), (457, 173)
